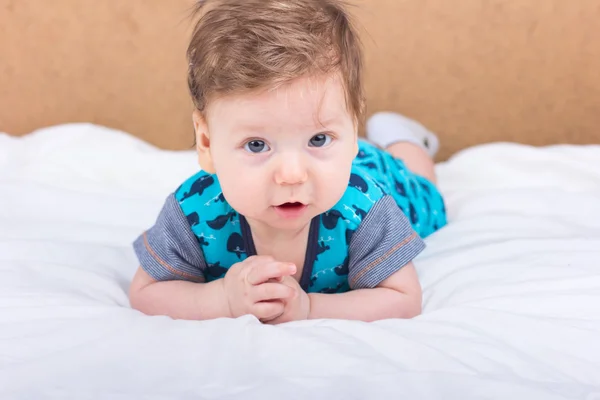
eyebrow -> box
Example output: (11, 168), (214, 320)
(230, 122), (265, 133)
(314, 115), (343, 128)
(229, 114), (345, 135)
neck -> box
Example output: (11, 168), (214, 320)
(245, 217), (311, 246)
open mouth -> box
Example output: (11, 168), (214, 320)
(277, 202), (304, 209)
(274, 202), (307, 218)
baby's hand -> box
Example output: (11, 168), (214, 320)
(222, 256), (297, 322)
(264, 275), (310, 324)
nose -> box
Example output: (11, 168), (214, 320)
(274, 152), (308, 186)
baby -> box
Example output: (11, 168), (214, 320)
(129, 0), (447, 324)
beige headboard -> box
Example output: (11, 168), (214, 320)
(1, 0), (599, 160)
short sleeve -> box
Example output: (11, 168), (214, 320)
(348, 195), (426, 289)
(133, 194), (207, 282)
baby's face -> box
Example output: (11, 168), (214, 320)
(204, 74), (357, 232)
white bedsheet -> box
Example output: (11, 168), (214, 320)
(1, 124), (599, 399)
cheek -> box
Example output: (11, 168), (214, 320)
(314, 154), (353, 205)
(218, 167), (266, 213)
(325, 166), (352, 191)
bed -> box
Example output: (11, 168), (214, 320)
(1, 124), (599, 398)
(1, 0), (600, 399)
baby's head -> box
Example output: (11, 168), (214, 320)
(187, 0), (364, 231)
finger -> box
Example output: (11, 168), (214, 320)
(244, 255), (274, 265)
(246, 262), (296, 285)
(251, 282), (295, 302)
(253, 300), (285, 321)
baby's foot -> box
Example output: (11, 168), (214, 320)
(366, 112), (440, 157)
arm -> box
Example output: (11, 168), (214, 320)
(309, 195), (426, 322)
(129, 257), (297, 321)
(129, 267), (230, 320)
(130, 195), (296, 321)
(129, 194), (233, 320)
(307, 262), (422, 321)
(267, 196), (427, 325)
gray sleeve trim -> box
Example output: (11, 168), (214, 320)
(348, 195), (426, 289)
(133, 194), (206, 282)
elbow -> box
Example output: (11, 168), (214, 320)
(128, 280), (156, 315)
(390, 290), (422, 319)
(128, 267), (159, 315)
(129, 286), (160, 316)
(404, 296), (422, 319)
(128, 284), (146, 313)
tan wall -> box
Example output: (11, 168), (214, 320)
(1, 0), (599, 159)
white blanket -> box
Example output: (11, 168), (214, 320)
(1, 124), (599, 399)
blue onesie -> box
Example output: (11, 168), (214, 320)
(133, 140), (446, 293)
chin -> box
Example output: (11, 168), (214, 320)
(271, 206), (319, 229)
(271, 220), (311, 232)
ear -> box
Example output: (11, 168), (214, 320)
(192, 110), (216, 174)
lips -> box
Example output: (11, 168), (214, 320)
(274, 202), (307, 219)
(277, 202), (304, 208)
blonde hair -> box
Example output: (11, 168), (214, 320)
(187, 0), (365, 125)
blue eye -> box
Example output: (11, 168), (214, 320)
(244, 140), (270, 153)
(309, 133), (332, 147)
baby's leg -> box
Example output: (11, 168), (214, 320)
(366, 112), (439, 184)
(385, 142), (436, 184)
